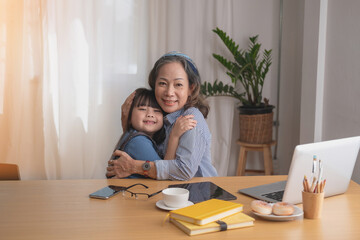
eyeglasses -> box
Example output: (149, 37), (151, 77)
(110, 183), (162, 200)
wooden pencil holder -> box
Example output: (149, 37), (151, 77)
(302, 191), (325, 219)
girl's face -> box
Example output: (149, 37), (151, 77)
(131, 105), (163, 136)
(154, 62), (193, 113)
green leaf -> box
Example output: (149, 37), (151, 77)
(213, 27), (240, 58)
(213, 54), (233, 72)
(207, 82), (213, 96)
(218, 81), (223, 93)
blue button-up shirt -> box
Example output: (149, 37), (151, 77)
(155, 107), (218, 180)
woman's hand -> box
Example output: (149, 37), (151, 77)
(121, 91), (136, 131)
(171, 115), (197, 138)
(106, 150), (134, 178)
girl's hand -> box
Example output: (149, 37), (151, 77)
(171, 115), (197, 138)
(121, 91), (136, 131)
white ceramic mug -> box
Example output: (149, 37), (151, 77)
(162, 188), (189, 208)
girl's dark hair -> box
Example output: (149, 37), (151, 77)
(148, 53), (210, 118)
(127, 88), (165, 144)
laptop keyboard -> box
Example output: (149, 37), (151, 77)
(261, 190), (284, 202)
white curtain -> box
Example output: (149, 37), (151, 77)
(0, 0), (46, 179)
(0, 0), (149, 179)
(0, 0), (278, 179)
(41, 0), (150, 179)
(206, 97), (238, 176)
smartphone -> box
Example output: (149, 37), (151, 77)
(89, 185), (122, 199)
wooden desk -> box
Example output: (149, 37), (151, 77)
(0, 176), (359, 239)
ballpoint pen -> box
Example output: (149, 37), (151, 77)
(317, 159), (323, 193)
(312, 155), (317, 178)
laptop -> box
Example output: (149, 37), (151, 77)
(238, 136), (360, 204)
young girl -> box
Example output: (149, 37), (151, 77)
(111, 88), (196, 178)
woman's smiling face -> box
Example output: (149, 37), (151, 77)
(154, 62), (193, 114)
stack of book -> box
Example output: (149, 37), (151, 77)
(169, 199), (254, 236)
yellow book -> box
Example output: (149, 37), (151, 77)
(169, 199), (243, 226)
(170, 212), (255, 236)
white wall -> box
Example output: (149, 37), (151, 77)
(321, 0), (360, 183)
(275, 0), (304, 175)
(283, 0), (360, 183)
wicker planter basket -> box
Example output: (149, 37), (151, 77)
(239, 112), (273, 144)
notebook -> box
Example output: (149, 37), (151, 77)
(169, 199), (243, 226)
(238, 136), (360, 204)
(170, 212), (254, 236)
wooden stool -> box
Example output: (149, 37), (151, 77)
(236, 141), (276, 176)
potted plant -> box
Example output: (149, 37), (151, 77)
(201, 27), (274, 144)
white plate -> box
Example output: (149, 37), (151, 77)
(156, 200), (193, 211)
(252, 205), (303, 221)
